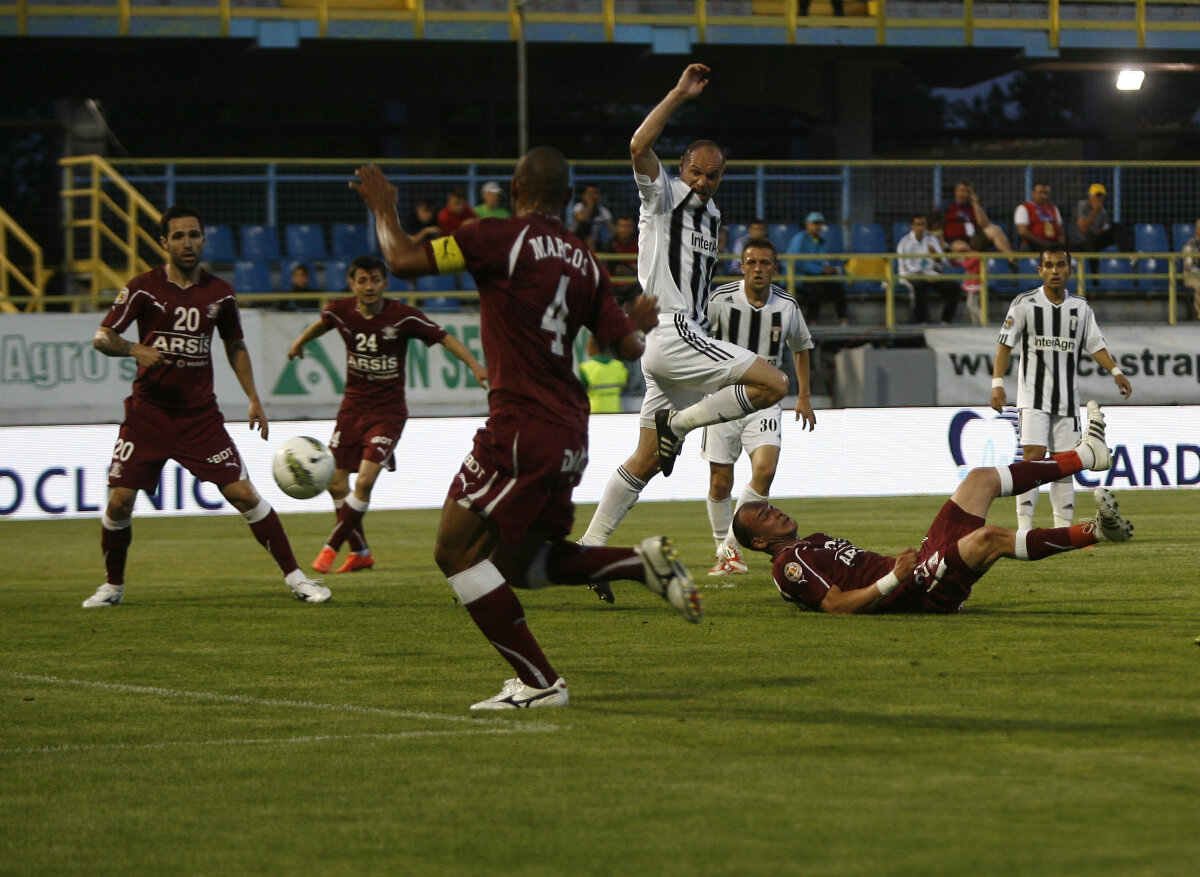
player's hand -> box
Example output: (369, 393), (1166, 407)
(794, 397), (816, 431)
(248, 398), (269, 440)
(350, 165), (399, 214)
(892, 547), (918, 581)
(472, 363), (490, 390)
(1115, 374), (1132, 398)
(989, 386), (1007, 412)
(132, 343), (168, 370)
(287, 340), (305, 361)
(627, 294), (660, 333)
(676, 63), (711, 99)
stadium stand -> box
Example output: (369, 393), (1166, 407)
(240, 224), (282, 262)
(285, 223), (328, 262)
(202, 224), (237, 263)
(233, 260), (274, 294)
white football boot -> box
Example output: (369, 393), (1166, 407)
(635, 536), (703, 623)
(1091, 488), (1133, 542)
(1076, 400), (1113, 471)
(470, 677), (569, 711)
(288, 578), (332, 603)
(82, 584), (123, 608)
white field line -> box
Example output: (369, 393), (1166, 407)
(1, 671), (564, 731)
(3, 727), (551, 757)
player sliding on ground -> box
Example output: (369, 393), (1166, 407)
(733, 401), (1132, 614)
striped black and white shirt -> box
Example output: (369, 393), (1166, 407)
(708, 280), (813, 368)
(997, 286), (1107, 415)
(634, 161), (722, 331)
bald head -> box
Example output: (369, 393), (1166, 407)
(512, 145), (571, 214)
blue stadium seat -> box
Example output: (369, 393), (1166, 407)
(240, 224), (282, 262)
(323, 258), (350, 292)
(1094, 255), (1134, 292)
(203, 224), (236, 262)
(285, 223), (328, 262)
(985, 257), (1019, 295)
(1136, 256), (1169, 292)
(769, 223), (800, 254)
(1133, 223), (1168, 254)
(233, 261), (274, 293)
(1172, 222), (1194, 252)
(387, 273), (413, 293)
(725, 223), (748, 246)
(1013, 257), (1040, 292)
(331, 222), (371, 258)
(851, 222), (887, 254)
(417, 273), (458, 293)
(892, 221), (911, 249)
(421, 297), (458, 313)
(822, 223), (845, 257)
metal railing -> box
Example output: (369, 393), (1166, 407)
(3, 0), (1199, 49)
(0, 206), (52, 313)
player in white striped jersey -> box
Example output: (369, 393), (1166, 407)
(990, 246), (1132, 529)
(703, 237), (816, 576)
(581, 64), (789, 561)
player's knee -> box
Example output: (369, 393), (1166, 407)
(759, 367), (788, 405)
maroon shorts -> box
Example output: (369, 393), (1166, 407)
(330, 407), (404, 473)
(446, 408), (587, 545)
(882, 500), (985, 614)
(108, 398), (246, 492)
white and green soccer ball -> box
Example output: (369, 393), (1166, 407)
(272, 436), (335, 499)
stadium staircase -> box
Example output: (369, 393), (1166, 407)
(0, 206), (53, 313)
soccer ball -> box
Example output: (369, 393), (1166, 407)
(273, 436), (335, 499)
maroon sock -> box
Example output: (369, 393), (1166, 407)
(348, 520), (368, 553)
(464, 584), (557, 688)
(249, 510), (300, 575)
(1022, 524), (1097, 560)
(101, 522), (131, 586)
(543, 541), (643, 584)
(1008, 459), (1076, 495)
(326, 503), (365, 553)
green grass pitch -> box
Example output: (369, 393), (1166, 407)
(3, 490), (1198, 876)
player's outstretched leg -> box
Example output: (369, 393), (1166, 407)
(635, 536), (704, 623)
(1091, 488), (1133, 542)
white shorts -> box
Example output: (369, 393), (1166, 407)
(1018, 408), (1080, 452)
(700, 404), (784, 465)
(638, 312), (759, 428)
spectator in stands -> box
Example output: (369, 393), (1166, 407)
(732, 220), (767, 264)
(896, 213), (958, 323)
(437, 188), (478, 235)
(402, 198), (442, 243)
(1013, 181), (1065, 251)
(1067, 183), (1133, 255)
(1181, 218), (1200, 321)
(603, 215), (641, 305)
(475, 181), (511, 219)
(280, 263), (310, 312)
(787, 212), (847, 326)
(943, 179), (1015, 260)
(949, 232), (990, 325)
(572, 183), (616, 251)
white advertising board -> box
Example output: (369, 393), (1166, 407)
(2, 406), (1196, 520)
(926, 326), (1200, 406)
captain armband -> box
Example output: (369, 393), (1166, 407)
(874, 571), (901, 596)
(429, 236), (467, 274)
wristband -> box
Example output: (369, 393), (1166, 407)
(875, 571), (900, 596)
(1110, 367), (1124, 377)
(991, 377), (1004, 389)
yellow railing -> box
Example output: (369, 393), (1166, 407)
(0, 206), (53, 314)
(61, 154), (164, 309)
(2, 0), (1199, 46)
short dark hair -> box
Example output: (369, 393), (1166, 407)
(731, 505), (754, 549)
(1039, 245), (1072, 266)
(349, 255), (388, 277)
(955, 179), (973, 189)
(1033, 180), (1050, 190)
(682, 139), (727, 166)
(741, 235), (777, 260)
(159, 205), (203, 240)
(448, 188), (467, 200)
(514, 145), (571, 211)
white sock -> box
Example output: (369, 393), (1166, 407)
(581, 466), (645, 546)
(1016, 488), (1038, 530)
(671, 385), (755, 436)
(706, 495), (732, 548)
(447, 560), (506, 603)
(1050, 477), (1074, 526)
(242, 498), (272, 524)
(284, 569), (308, 588)
(345, 493), (369, 513)
(102, 513), (131, 532)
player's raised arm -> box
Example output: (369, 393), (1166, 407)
(631, 63), (711, 181)
(351, 165), (437, 279)
(440, 333), (489, 390)
(223, 337), (269, 439)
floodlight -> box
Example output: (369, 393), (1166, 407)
(1116, 69), (1145, 91)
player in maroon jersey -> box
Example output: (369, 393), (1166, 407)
(287, 255), (488, 574)
(82, 206), (331, 608)
(733, 402), (1133, 614)
(352, 148), (704, 710)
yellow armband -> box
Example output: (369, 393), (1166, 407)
(430, 236), (467, 274)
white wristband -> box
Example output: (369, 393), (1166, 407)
(875, 571), (901, 596)
(991, 377), (1004, 389)
(1110, 367), (1123, 377)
